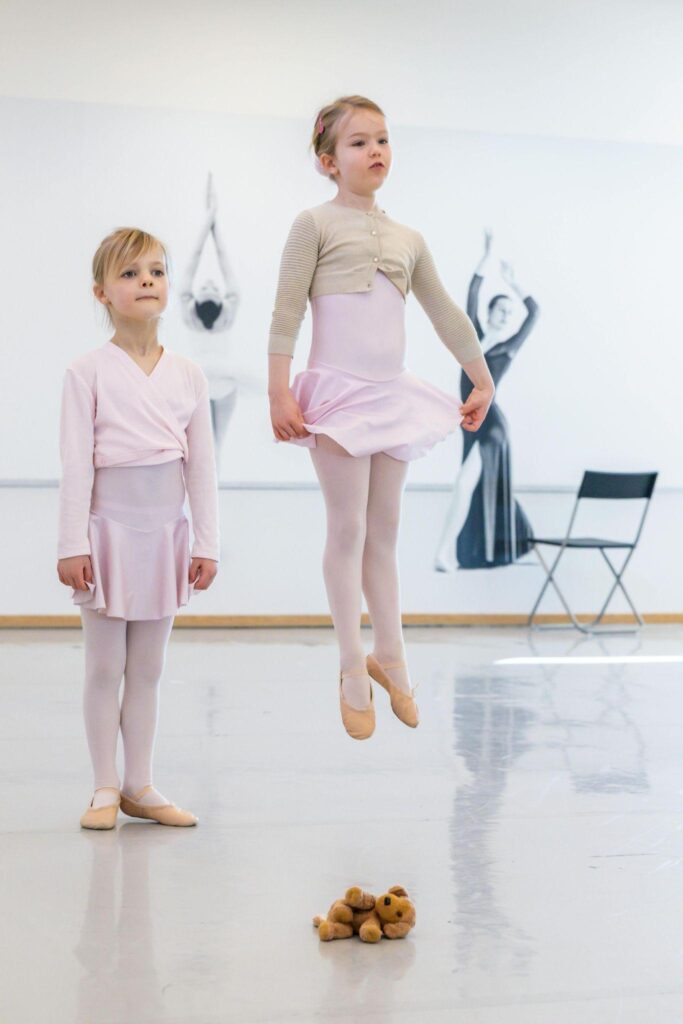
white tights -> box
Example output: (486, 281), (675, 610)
(81, 609), (174, 807)
(310, 435), (410, 707)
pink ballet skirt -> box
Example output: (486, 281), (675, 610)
(289, 271), (462, 460)
(72, 461), (195, 620)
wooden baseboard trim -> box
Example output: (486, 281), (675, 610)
(0, 613), (681, 629)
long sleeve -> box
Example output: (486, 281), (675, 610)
(184, 374), (220, 561)
(57, 369), (96, 559)
(268, 211), (319, 357)
(411, 236), (484, 365)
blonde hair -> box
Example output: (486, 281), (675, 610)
(311, 95), (385, 179)
(92, 227), (168, 326)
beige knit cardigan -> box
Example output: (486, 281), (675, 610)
(268, 201), (483, 365)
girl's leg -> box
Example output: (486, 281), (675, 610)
(310, 435), (373, 709)
(362, 452), (412, 694)
(120, 616), (174, 805)
(81, 609), (127, 806)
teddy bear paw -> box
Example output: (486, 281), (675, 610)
(359, 922), (382, 943)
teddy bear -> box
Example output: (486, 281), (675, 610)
(313, 885), (416, 943)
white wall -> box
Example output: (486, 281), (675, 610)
(2, 486), (679, 617)
(1, 0), (681, 146)
(1, 99), (679, 487)
(1, 0), (680, 617)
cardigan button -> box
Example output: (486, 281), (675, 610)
(373, 257), (379, 262)
(371, 230), (377, 236)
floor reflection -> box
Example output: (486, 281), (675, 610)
(448, 630), (652, 983)
(541, 674), (649, 796)
(527, 632), (650, 796)
(314, 934), (417, 1019)
(74, 824), (177, 1024)
(451, 673), (535, 978)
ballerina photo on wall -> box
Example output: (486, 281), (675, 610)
(180, 173), (241, 471)
(434, 229), (540, 572)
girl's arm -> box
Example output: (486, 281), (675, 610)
(268, 353), (308, 440)
(268, 210), (319, 357)
(56, 369), (95, 590)
(184, 373), (219, 589)
(459, 355), (496, 432)
(268, 211), (319, 440)
(411, 237), (494, 432)
(411, 234), (488, 368)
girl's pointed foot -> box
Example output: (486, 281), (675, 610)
(366, 654), (419, 728)
(339, 671), (375, 740)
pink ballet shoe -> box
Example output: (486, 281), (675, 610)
(339, 671), (375, 740)
(120, 786), (198, 827)
(80, 788), (120, 830)
(366, 654), (419, 728)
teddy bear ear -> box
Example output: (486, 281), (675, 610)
(388, 885), (408, 897)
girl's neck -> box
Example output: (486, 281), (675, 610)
(330, 187), (379, 213)
(110, 320), (161, 356)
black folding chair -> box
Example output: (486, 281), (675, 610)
(528, 471), (658, 634)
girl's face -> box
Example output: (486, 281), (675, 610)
(322, 109), (392, 194)
(95, 244), (169, 323)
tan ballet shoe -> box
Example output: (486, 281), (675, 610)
(339, 671), (375, 740)
(366, 654), (420, 728)
(80, 788), (120, 830)
(120, 786), (198, 827)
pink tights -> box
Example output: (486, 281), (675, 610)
(81, 608), (174, 798)
(310, 436), (409, 704)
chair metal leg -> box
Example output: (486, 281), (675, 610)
(527, 545), (556, 625)
(527, 484), (653, 634)
(589, 548), (644, 629)
(528, 545), (644, 634)
(528, 545), (591, 632)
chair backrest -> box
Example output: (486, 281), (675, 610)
(578, 470), (658, 501)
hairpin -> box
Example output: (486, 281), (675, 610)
(317, 116), (325, 135)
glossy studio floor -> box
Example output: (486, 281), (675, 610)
(2, 624), (683, 1024)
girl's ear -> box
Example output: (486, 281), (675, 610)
(92, 282), (109, 307)
(318, 153), (338, 178)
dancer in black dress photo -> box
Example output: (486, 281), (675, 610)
(434, 230), (539, 571)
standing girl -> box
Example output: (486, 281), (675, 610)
(57, 228), (219, 829)
(268, 96), (495, 740)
